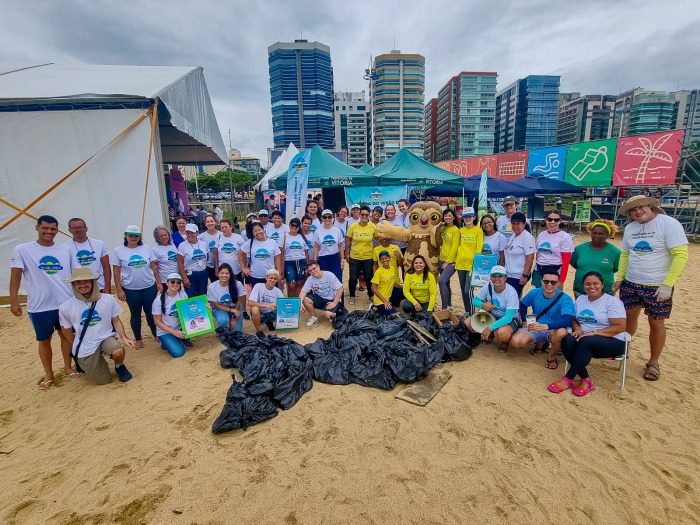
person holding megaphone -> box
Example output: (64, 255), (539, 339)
(463, 265), (520, 352)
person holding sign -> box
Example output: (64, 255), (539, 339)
(402, 255), (437, 313)
(249, 269), (285, 340)
(208, 263), (246, 331)
(152, 273), (191, 358)
(463, 265), (519, 352)
(300, 260), (344, 327)
(510, 271), (574, 368)
(533, 210), (574, 288)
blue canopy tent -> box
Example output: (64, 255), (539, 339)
(462, 175), (533, 197)
(510, 175), (584, 195)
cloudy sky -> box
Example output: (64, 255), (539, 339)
(2, 0), (698, 165)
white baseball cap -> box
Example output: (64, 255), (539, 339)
(124, 225), (141, 235)
(185, 224), (198, 233)
(490, 265), (507, 276)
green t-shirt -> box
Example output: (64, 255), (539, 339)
(571, 242), (621, 295)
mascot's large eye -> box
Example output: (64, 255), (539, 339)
(409, 212), (420, 223)
(430, 212), (441, 224)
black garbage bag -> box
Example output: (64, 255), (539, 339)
(385, 339), (431, 383)
(411, 311), (438, 334)
(212, 381), (279, 433)
(351, 344), (396, 390)
(273, 368), (313, 409)
(311, 345), (359, 384)
(217, 329), (261, 369)
(377, 316), (407, 338)
(438, 323), (474, 362)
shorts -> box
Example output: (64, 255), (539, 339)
(284, 259), (307, 282)
(246, 276), (267, 287)
(620, 280), (673, 320)
(76, 336), (122, 385)
(307, 292), (340, 313)
(516, 327), (552, 345)
(260, 310), (277, 323)
(28, 309), (61, 341)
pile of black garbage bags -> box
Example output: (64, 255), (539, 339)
(212, 310), (477, 434)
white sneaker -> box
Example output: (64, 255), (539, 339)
(349, 297), (356, 305)
(306, 316), (319, 327)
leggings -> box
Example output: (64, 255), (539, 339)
(319, 253), (343, 283)
(457, 270), (473, 315)
(123, 284), (157, 341)
(348, 258), (374, 298)
(438, 262), (456, 309)
(562, 334), (626, 380)
(187, 270), (209, 297)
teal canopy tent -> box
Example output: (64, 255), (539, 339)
(358, 163), (373, 173)
(369, 148), (462, 188)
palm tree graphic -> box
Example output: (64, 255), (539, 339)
(623, 133), (674, 184)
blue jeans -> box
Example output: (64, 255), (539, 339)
(187, 270), (209, 297)
(213, 308), (243, 331)
(158, 333), (186, 358)
(123, 285), (158, 340)
(319, 253), (342, 283)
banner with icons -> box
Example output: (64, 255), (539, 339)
(344, 186), (407, 210)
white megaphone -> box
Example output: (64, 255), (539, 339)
(471, 309), (496, 333)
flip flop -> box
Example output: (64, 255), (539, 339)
(37, 378), (54, 391)
(643, 362), (660, 381)
(64, 370), (81, 378)
(545, 357), (559, 370)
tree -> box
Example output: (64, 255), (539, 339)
(185, 169), (255, 193)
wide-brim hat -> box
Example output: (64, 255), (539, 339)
(618, 195), (665, 216)
(65, 268), (100, 301)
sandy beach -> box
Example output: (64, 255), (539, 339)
(1, 239), (699, 525)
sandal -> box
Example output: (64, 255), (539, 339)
(572, 378), (596, 397)
(545, 357), (559, 370)
(37, 377), (54, 391)
(643, 362), (660, 381)
(547, 375), (576, 394)
(498, 343), (509, 353)
(64, 369), (81, 378)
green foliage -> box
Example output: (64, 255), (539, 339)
(184, 169), (255, 193)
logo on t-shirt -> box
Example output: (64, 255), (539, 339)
(537, 242), (553, 255)
(191, 249), (207, 261)
(221, 243), (236, 254)
(322, 234), (336, 247)
(128, 255), (147, 268)
(220, 293), (232, 305)
(80, 308), (102, 326)
(310, 224), (318, 233)
(76, 250), (96, 267)
(167, 250), (177, 262)
(169, 304), (178, 317)
(632, 241), (653, 254)
(483, 244), (493, 255)
(576, 309), (597, 324)
(38, 255), (63, 274)
(208, 240), (216, 250)
(270, 231), (280, 241)
(255, 248), (270, 260)
(289, 240), (304, 251)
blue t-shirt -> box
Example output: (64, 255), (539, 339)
(520, 288), (574, 329)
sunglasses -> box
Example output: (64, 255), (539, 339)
(290, 223), (300, 228)
(491, 273), (506, 278)
(322, 215), (333, 219)
(542, 279), (559, 285)
(167, 280), (182, 284)
(546, 217), (561, 222)
(360, 213), (370, 217)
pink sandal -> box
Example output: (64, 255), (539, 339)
(572, 378), (595, 397)
(547, 376), (576, 394)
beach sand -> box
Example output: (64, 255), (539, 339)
(1, 240), (699, 524)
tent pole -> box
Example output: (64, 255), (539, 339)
(140, 100), (159, 232)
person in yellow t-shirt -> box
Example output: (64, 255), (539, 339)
(402, 255), (437, 313)
(455, 207), (484, 315)
(345, 205), (377, 305)
(438, 208), (460, 309)
(371, 251), (402, 315)
(372, 237), (403, 276)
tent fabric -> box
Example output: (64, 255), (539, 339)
(510, 176), (584, 195)
(462, 175), (534, 197)
(0, 63), (228, 165)
(369, 148), (462, 188)
(255, 143), (299, 191)
(270, 145), (377, 189)
(358, 163), (373, 173)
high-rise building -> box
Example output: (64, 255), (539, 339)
(370, 50), (425, 164)
(494, 75), (560, 152)
(432, 71), (497, 161)
(674, 89), (700, 146)
(424, 98), (438, 162)
(333, 91), (370, 167)
(557, 94), (616, 145)
(268, 40), (335, 149)
(628, 91), (676, 136)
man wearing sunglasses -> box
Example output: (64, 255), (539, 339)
(510, 271), (574, 368)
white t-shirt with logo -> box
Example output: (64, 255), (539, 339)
(65, 238), (109, 289)
(11, 241), (72, 313)
(475, 283), (520, 320)
(151, 290), (188, 336)
(496, 215), (531, 240)
(265, 223), (289, 248)
(283, 233), (308, 261)
(622, 214), (688, 286)
(504, 230), (536, 279)
(482, 232), (506, 257)
(536, 230), (575, 266)
(198, 231), (219, 268)
(309, 217), (322, 233)
(178, 240), (209, 274)
(334, 219), (350, 237)
(574, 293), (628, 341)
(249, 283), (284, 306)
(240, 238), (281, 279)
(110, 245), (156, 290)
(59, 294), (121, 357)
(217, 233), (244, 274)
(207, 279), (246, 306)
(152, 243), (179, 283)
(314, 226), (344, 256)
(301, 271), (343, 300)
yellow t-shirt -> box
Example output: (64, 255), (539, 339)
(347, 222), (376, 260)
(455, 225), (484, 271)
(371, 265), (397, 305)
(439, 225), (460, 263)
(373, 244), (401, 276)
(402, 271), (437, 311)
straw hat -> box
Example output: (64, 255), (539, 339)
(618, 195), (665, 216)
(65, 268), (100, 301)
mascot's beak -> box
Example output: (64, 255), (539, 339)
(420, 213), (429, 226)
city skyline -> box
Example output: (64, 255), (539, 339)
(2, 0), (698, 165)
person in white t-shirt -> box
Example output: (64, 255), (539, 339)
(248, 269), (285, 339)
(265, 210), (289, 248)
(346, 203), (361, 229)
(333, 206), (350, 237)
(313, 209), (344, 283)
(207, 263), (246, 332)
(548, 271), (628, 397)
(59, 268), (134, 384)
(66, 217), (111, 293)
(198, 215), (220, 283)
(216, 219), (244, 281)
(152, 272), (191, 358)
(10, 215), (76, 390)
(213, 205), (223, 224)
(151, 225), (179, 291)
(480, 214), (506, 265)
(504, 212), (536, 297)
(614, 195), (689, 382)
(283, 217), (310, 297)
(239, 222), (283, 288)
(178, 223), (210, 297)
(534, 210), (574, 287)
(385, 203), (408, 253)
(300, 260), (344, 327)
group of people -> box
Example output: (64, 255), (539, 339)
(9, 193), (688, 395)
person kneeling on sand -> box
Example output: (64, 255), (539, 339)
(249, 268), (285, 339)
(463, 265), (519, 352)
(510, 271), (574, 369)
(59, 268), (134, 384)
(300, 260), (344, 327)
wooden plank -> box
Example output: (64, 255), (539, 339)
(395, 369), (452, 406)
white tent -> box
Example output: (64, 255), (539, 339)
(254, 143), (299, 191)
(0, 63), (227, 296)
